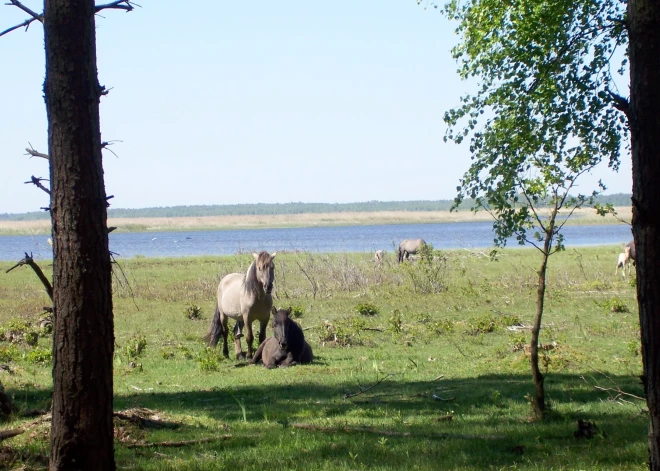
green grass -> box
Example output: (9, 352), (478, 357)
(0, 246), (646, 470)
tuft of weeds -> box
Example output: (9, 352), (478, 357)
(0, 345), (20, 363)
(184, 303), (203, 320)
(597, 297), (630, 313)
(123, 334), (147, 360)
(24, 347), (52, 365)
(355, 302), (379, 316)
(289, 305), (305, 318)
(197, 347), (224, 371)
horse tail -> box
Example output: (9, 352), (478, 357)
(203, 301), (224, 347)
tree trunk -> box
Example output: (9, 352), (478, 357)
(629, 0), (660, 468)
(43, 1), (115, 470)
(530, 215), (555, 420)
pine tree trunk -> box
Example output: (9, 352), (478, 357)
(628, 0), (660, 468)
(43, 1), (115, 469)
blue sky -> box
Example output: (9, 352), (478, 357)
(0, 1), (632, 214)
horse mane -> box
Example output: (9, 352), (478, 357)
(243, 251), (272, 297)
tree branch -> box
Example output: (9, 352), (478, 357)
(6, 252), (53, 302)
(609, 90), (629, 116)
(24, 175), (50, 195)
(94, 0), (137, 13)
(0, 0), (42, 38)
(25, 146), (49, 160)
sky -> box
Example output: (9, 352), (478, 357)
(0, 1), (633, 215)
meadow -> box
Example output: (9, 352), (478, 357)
(0, 245), (645, 470)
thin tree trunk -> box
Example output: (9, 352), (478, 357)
(628, 0), (660, 467)
(43, 0), (115, 469)
(530, 208), (557, 419)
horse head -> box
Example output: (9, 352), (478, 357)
(271, 307), (292, 350)
(253, 251), (277, 294)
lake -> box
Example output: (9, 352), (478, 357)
(0, 222), (634, 262)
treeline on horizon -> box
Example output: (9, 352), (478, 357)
(0, 194), (633, 221)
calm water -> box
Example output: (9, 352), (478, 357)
(0, 222), (633, 261)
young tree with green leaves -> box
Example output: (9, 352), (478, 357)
(441, 0), (627, 419)
(441, 0), (660, 463)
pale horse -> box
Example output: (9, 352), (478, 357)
(204, 251), (276, 360)
(374, 250), (385, 264)
(615, 245), (633, 277)
(397, 238), (427, 263)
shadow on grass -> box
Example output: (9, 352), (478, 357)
(7, 372), (648, 470)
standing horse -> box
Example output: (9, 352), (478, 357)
(626, 240), (636, 262)
(204, 251), (276, 360)
(397, 238), (427, 263)
(250, 307), (313, 368)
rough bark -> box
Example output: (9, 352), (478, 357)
(43, 1), (115, 469)
(628, 0), (660, 468)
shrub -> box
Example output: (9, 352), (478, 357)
(355, 303), (379, 316)
(0, 345), (20, 363)
(25, 347), (52, 365)
(597, 298), (629, 313)
(177, 344), (194, 360)
(388, 310), (403, 334)
(124, 334), (147, 359)
(197, 347), (223, 371)
(289, 305), (305, 318)
(184, 303), (203, 320)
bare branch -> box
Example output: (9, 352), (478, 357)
(94, 0), (137, 13)
(290, 423), (506, 440)
(343, 373), (394, 399)
(0, 0), (42, 38)
(24, 145), (49, 160)
(6, 252), (53, 302)
(24, 175), (50, 195)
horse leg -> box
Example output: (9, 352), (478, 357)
(258, 318), (268, 345)
(245, 319), (256, 360)
(234, 321), (246, 361)
(220, 314), (230, 358)
(233, 320), (244, 339)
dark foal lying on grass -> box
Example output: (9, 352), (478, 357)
(250, 307), (313, 368)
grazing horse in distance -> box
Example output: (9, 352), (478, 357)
(204, 251), (276, 360)
(615, 246), (632, 277)
(250, 307), (313, 368)
(398, 238), (427, 263)
(374, 250), (385, 264)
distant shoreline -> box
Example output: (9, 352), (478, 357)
(0, 207), (632, 236)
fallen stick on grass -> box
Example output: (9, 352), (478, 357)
(0, 427), (25, 442)
(123, 435), (233, 448)
(290, 423), (505, 440)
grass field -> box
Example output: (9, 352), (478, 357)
(0, 206), (633, 235)
(0, 245), (646, 470)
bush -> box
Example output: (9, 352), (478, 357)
(25, 347), (52, 365)
(355, 303), (379, 316)
(124, 334), (147, 359)
(597, 298), (629, 313)
(197, 347), (223, 371)
(289, 305), (305, 318)
(184, 303), (203, 320)
(0, 345), (20, 363)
